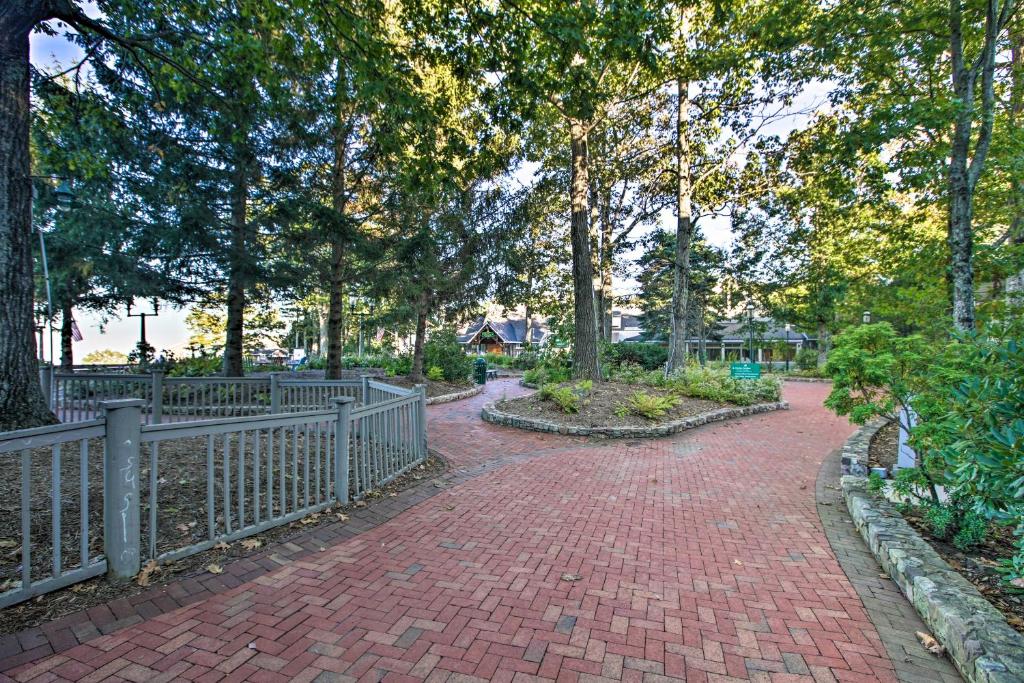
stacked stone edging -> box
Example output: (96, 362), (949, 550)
(840, 424), (1024, 683)
(519, 379), (539, 389)
(783, 376), (833, 383)
(481, 400), (788, 438)
(425, 384), (485, 405)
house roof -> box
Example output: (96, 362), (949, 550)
(457, 317), (549, 345)
(708, 319), (813, 342)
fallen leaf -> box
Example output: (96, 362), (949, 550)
(336, 513), (350, 522)
(354, 500), (367, 508)
(0, 539), (17, 549)
(733, 559), (743, 566)
(248, 642), (257, 649)
(443, 504), (455, 512)
(560, 573), (583, 582)
(136, 559), (161, 587)
(1011, 577), (1024, 589)
(916, 631), (945, 655)
(241, 538), (262, 551)
(214, 541), (231, 551)
(301, 513), (321, 525)
(206, 564), (224, 575)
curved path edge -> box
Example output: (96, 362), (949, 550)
(815, 444), (962, 683)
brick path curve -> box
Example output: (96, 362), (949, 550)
(3, 380), (900, 683)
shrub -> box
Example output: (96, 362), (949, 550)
(167, 355), (223, 377)
(538, 380), (592, 414)
(619, 391), (678, 420)
(796, 347), (819, 371)
(484, 352), (513, 367)
(924, 504), (956, 539)
(867, 472), (886, 493)
(424, 330), (473, 382)
(523, 365), (570, 386)
(426, 366), (445, 381)
(512, 351), (540, 370)
(661, 365), (781, 406)
(953, 511), (988, 551)
(603, 342), (668, 371)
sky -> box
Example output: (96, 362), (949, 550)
(29, 12), (829, 360)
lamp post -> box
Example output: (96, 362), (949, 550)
(784, 323), (791, 372)
(127, 298), (160, 354)
(348, 296), (375, 357)
(862, 310), (871, 324)
(745, 302), (755, 362)
(31, 177), (74, 382)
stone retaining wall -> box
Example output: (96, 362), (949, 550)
(425, 384), (485, 405)
(782, 376), (833, 383)
(840, 424), (1024, 683)
(481, 400), (788, 438)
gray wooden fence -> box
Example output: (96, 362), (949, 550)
(0, 379), (426, 609)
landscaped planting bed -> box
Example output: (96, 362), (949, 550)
(867, 424), (1024, 635)
(496, 381), (721, 428)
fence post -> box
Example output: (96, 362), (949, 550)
(360, 375), (370, 406)
(39, 364), (53, 410)
(270, 373), (281, 414)
(101, 399), (144, 581)
(332, 397), (355, 504)
(150, 371), (164, 424)
(415, 383), (427, 459)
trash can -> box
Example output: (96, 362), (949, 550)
(473, 357), (488, 385)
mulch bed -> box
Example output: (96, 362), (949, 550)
(868, 424), (1024, 634)
(381, 376), (473, 399)
(0, 449), (445, 635)
(495, 381), (722, 428)
(867, 420), (899, 471)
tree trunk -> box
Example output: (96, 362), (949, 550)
(816, 322), (829, 367)
(600, 195), (613, 341)
(410, 290), (430, 383)
(326, 73), (353, 379)
(1008, 25), (1024, 298)
(666, 76), (693, 374)
(0, 7), (56, 429)
(222, 165), (248, 377)
(569, 120), (601, 380)
(60, 300), (73, 370)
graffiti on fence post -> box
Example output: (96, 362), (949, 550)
(100, 399), (144, 581)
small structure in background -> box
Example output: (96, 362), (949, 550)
(249, 348), (290, 365)
(457, 311), (549, 357)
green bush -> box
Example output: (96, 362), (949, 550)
(796, 347), (819, 370)
(619, 391), (678, 420)
(924, 504), (956, 539)
(661, 365), (781, 405)
(953, 511), (988, 551)
(484, 352), (513, 367)
(603, 343), (668, 371)
(424, 330), (472, 382)
(426, 366), (445, 381)
(166, 355), (223, 377)
(538, 380), (592, 414)
(523, 365), (570, 386)
(512, 351), (540, 370)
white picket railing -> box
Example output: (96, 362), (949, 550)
(0, 378), (427, 608)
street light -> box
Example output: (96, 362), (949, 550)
(746, 302), (755, 363)
(349, 296), (375, 357)
(54, 181), (74, 212)
(863, 310), (871, 324)
(784, 323), (792, 372)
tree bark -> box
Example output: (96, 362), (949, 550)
(599, 192), (613, 341)
(222, 163), (248, 377)
(0, 4), (57, 429)
(326, 72), (353, 379)
(60, 300), (73, 370)
(569, 119), (601, 380)
(666, 76), (693, 373)
(409, 290), (430, 383)
(1008, 25), (1024, 298)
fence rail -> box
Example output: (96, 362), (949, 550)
(0, 420), (107, 609)
(0, 377), (427, 608)
(49, 372), (377, 424)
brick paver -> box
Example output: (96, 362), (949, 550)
(2, 380), (904, 682)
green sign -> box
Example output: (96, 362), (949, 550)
(553, 337), (569, 348)
(730, 362), (761, 379)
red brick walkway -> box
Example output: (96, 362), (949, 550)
(2, 380), (900, 683)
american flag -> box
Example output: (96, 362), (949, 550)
(71, 320), (84, 342)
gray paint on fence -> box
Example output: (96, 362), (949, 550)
(101, 399), (145, 581)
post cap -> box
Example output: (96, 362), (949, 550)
(331, 396), (356, 405)
(99, 398), (148, 410)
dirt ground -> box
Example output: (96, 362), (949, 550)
(382, 375), (473, 399)
(496, 381), (722, 428)
(0, 450), (444, 634)
(867, 420), (899, 470)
